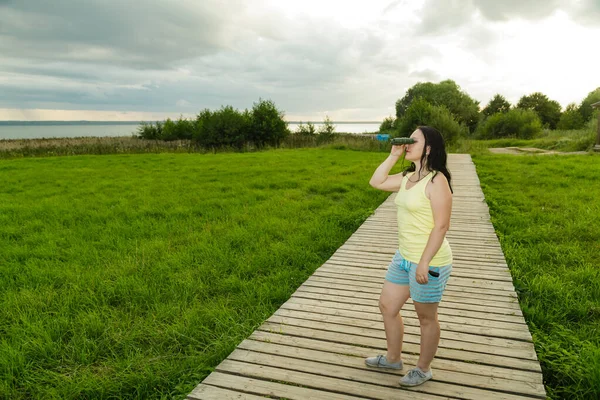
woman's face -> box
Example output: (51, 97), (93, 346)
(404, 129), (429, 163)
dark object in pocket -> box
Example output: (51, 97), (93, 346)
(428, 270), (440, 277)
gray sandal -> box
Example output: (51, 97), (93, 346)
(365, 354), (403, 370)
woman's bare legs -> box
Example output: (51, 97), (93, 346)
(378, 281), (411, 362)
(413, 301), (440, 371)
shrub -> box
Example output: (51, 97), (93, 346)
(173, 116), (194, 140)
(249, 98), (290, 148)
(296, 121), (317, 136)
(160, 118), (178, 141)
(317, 116), (336, 144)
(578, 88), (600, 122)
(516, 92), (562, 129)
(395, 97), (467, 145)
(193, 106), (250, 149)
(557, 103), (585, 130)
(136, 122), (158, 139)
(379, 116), (396, 132)
(476, 109), (543, 139)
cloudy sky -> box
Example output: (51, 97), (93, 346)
(0, 0), (598, 121)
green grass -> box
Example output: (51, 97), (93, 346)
(0, 133), (390, 160)
(473, 153), (600, 399)
(0, 149), (402, 399)
(3, 145), (600, 399)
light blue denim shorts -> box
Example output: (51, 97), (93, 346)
(385, 250), (452, 303)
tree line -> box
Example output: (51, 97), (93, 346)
(381, 80), (599, 142)
(138, 82), (599, 147)
(137, 99), (336, 149)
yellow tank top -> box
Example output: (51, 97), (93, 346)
(394, 170), (453, 267)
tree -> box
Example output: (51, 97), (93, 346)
(317, 115), (336, 144)
(379, 116), (395, 132)
(249, 98), (290, 148)
(296, 121), (316, 136)
(482, 94), (511, 117)
(193, 106), (250, 148)
(578, 88), (600, 122)
(395, 97), (467, 145)
(395, 80), (480, 132)
(557, 103), (585, 130)
(475, 109), (542, 139)
(516, 92), (562, 129)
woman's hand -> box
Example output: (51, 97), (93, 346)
(416, 263), (429, 284)
(391, 144), (406, 157)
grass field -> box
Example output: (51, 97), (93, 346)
(2, 147), (599, 399)
(0, 149), (403, 399)
(473, 153), (600, 399)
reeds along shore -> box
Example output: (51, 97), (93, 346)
(0, 127), (597, 160)
(0, 133), (390, 159)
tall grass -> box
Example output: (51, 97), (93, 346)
(0, 149), (396, 399)
(473, 154), (600, 399)
(0, 133), (391, 160)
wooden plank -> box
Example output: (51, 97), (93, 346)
(259, 322), (541, 372)
(324, 260), (511, 279)
(293, 285), (523, 318)
(286, 297), (531, 334)
(311, 272), (518, 293)
(349, 233), (499, 247)
(295, 284), (523, 313)
(302, 280), (520, 310)
(329, 251), (511, 270)
(329, 250), (511, 270)
(279, 301), (532, 342)
(197, 371), (362, 400)
(340, 241), (508, 259)
(308, 273), (519, 300)
(298, 281), (520, 309)
(324, 258), (512, 278)
(229, 347), (535, 400)
(249, 331), (542, 385)
(216, 358), (450, 400)
(273, 308), (532, 351)
(266, 313), (534, 360)
(322, 260), (513, 281)
(241, 337), (546, 398)
(188, 382), (269, 399)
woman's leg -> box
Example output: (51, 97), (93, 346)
(379, 281), (411, 362)
(413, 301), (440, 371)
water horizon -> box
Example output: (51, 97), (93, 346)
(0, 121), (381, 140)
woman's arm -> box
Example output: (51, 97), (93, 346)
(415, 173), (452, 284)
(369, 146), (406, 192)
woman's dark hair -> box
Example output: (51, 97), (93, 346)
(403, 125), (453, 193)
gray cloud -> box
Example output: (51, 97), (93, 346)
(417, 0), (596, 36)
(472, 0), (562, 21)
(1, 0), (597, 119)
(417, 0), (476, 36)
(382, 0), (403, 14)
(409, 69), (440, 81)
(0, 0), (249, 70)
(0, 1), (419, 115)
(569, 0), (600, 25)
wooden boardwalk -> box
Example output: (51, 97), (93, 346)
(188, 154), (547, 399)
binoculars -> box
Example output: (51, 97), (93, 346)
(390, 137), (415, 145)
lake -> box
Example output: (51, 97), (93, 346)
(0, 122), (381, 140)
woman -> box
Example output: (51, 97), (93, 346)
(365, 126), (453, 387)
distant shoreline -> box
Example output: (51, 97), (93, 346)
(0, 120), (381, 126)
